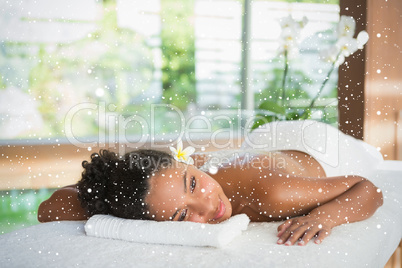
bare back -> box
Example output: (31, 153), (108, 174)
(38, 185), (88, 222)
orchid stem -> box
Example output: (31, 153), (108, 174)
(300, 52), (340, 119)
(309, 61), (335, 108)
(281, 50), (288, 107)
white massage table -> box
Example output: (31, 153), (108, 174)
(1, 121), (401, 267)
(0, 164), (401, 267)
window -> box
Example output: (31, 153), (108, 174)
(0, 0), (162, 142)
(0, 0), (339, 145)
(250, 1), (339, 122)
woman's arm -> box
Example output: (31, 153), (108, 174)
(273, 175), (383, 245)
(37, 185), (89, 222)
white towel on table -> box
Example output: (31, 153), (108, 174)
(85, 214), (250, 248)
(241, 120), (384, 177)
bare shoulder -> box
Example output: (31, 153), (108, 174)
(45, 185), (80, 201)
(38, 184), (89, 222)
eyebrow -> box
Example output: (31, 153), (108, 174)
(171, 170), (187, 221)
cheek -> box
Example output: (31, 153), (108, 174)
(148, 202), (178, 221)
(199, 176), (220, 194)
(187, 213), (208, 223)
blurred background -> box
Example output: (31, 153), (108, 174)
(0, 0), (400, 253)
(0, 0), (341, 233)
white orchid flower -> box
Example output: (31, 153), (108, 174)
(279, 15), (296, 29)
(321, 31), (368, 67)
(319, 45), (345, 66)
(319, 37), (358, 67)
(357, 30), (369, 49)
(299, 16), (308, 29)
(277, 15), (308, 57)
(320, 45), (339, 63)
(336, 36), (358, 57)
(337, 15), (356, 38)
(279, 15), (308, 31)
(320, 14), (369, 67)
(169, 139), (195, 165)
(278, 27), (298, 54)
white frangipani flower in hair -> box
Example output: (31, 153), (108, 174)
(337, 15), (356, 38)
(169, 139), (195, 165)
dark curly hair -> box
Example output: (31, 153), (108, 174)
(77, 149), (173, 220)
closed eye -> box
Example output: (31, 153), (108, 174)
(178, 209), (187, 221)
(177, 176), (197, 221)
(190, 176), (196, 193)
(178, 176), (196, 221)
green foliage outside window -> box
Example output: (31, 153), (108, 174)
(256, 58), (312, 104)
(160, 0), (196, 110)
(0, 0), (340, 140)
(24, 0), (154, 137)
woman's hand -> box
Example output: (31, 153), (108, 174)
(276, 214), (335, 246)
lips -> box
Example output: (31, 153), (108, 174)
(213, 199), (225, 220)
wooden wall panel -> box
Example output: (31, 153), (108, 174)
(365, 0), (402, 160)
(338, 0), (367, 140)
(0, 138), (239, 190)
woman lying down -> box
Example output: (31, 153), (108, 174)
(38, 146), (383, 246)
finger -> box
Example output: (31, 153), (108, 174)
(298, 227), (319, 246)
(314, 229), (331, 244)
(284, 225), (310, 246)
(277, 222), (306, 244)
(277, 219), (292, 236)
(277, 224), (299, 243)
(277, 218), (305, 237)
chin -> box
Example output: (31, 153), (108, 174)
(225, 202), (233, 220)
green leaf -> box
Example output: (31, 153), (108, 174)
(258, 100), (286, 115)
(285, 111), (301, 120)
(298, 108), (312, 120)
(250, 114), (277, 130)
(287, 108), (311, 121)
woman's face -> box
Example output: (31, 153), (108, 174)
(145, 162), (232, 224)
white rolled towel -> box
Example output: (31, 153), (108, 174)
(85, 214), (250, 248)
